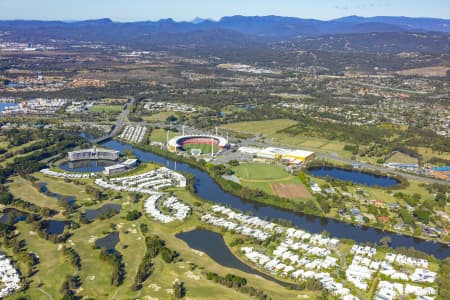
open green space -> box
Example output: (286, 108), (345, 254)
(89, 104), (124, 113)
(233, 162), (289, 181)
(222, 119), (297, 136)
(182, 143), (219, 155)
(386, 152), (419, 164)
(142, 111), (178, 122)
(8, 176), (61, 211)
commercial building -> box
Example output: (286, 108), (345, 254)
(103, 159), (138, 175)
(68, 148), (120, 161)
(239, 146), (315, 164)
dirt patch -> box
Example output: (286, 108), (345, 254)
(271, 183), (312, 199)
(397, 66), (450, 77)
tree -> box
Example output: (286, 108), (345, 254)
(173, 281), (185, 298)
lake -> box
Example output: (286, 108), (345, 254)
(308, 166), (400, 187)
(95, 231), (120, 252)
(84, 204), (122, 221)
(177, 229), (291, 286)
(0, 208), (28, 224)
(40, 182), (76, 206)
(100, 140), (449, 259)
(40, 220), (71, 235)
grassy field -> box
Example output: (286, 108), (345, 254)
(150, 128), (177, 143)
(222, 119), (297, 136)
(386, 152), (419, 164)
(8, 176), (61, 211)
(89, 104), (124, 113)
(233, 163), (289, 181)
(9, 222), (76, 299)
(142, 111), (178, 122)
(222, 120), (351, 158)
(183, 143), (219, 155)
(3, 173), (312, 300)
(232, 163), (312, 200)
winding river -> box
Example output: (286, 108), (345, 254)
(101, 140), (449, 259)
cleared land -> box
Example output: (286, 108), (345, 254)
(222, 119), (297, 136)
(271, 183), (312, 199)
(142, 111), (178, 122)
(386, 152), (419, 164)
(89, 105), (123, 113)
(222, 120), (350, 158)
(397, 66), (450, 77)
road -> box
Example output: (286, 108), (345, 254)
(93, 96), (135, 144)
(239, 136), (450, 186)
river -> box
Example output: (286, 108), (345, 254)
(101, 140), (449, 259)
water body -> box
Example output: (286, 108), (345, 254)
(95, 231), (120, 252)
(0, 103), (18, 113)
(308, 167), (400, 187)
(0, 208), (28, 224)
(84, 204), (122, 221)
(59, 160), (116, 173)
(40, 182), (76, 206)
(40, 220), (71, 235)
(100, 140), (450, 259)
(177, 229), (291, 286)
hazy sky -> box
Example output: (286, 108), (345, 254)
(0, 0), (449, 21)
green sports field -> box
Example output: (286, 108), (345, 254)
(182, 143), (219, 155)
(233, 163), (288, 180)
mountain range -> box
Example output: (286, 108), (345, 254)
(0, 15), (449, 52)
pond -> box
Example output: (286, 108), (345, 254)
(40, 220), (71, 235)
(176, 229), (291, 286)
(0, 208), (28, 224)
(100, 140), (450, 259)
(84, 204), (122, 221)
(59, 160), (116, 173)
(308, 167), (400, 187)
(95, 231), (120, 252)
(40, 182), (76, 206)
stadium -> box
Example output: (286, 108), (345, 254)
(167, 134), (229, 155)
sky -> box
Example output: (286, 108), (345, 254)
(0, 0), (449, 21)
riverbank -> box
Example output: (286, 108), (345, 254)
(113, 140), (449, 249)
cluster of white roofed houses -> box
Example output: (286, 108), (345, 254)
(119, 125), (147, 144)
(200, 204), (438, 300)
(0, 254), (21, 297)
(38, 153), (439, 300)
(95, 167), (190, 223)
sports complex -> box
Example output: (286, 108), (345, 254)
(167, 134), (229, 155)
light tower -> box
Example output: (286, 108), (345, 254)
(215, 126), (218, 137)
(211, 137), (214, 157)
(182, 125), (185, 136)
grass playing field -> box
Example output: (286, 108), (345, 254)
(182, 143), (219, 155)
(233, 163), (288, 180)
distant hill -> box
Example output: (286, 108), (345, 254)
(0, 15), (448, 52)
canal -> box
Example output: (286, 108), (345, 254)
(100, 140), (449, 259)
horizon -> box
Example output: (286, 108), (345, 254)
(1, 14), (450, 24)
(0, 0), (449, 21)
